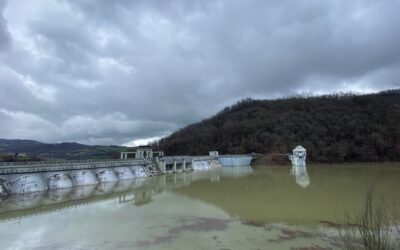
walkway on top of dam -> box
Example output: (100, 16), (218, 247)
(0, 159), (153, 175)
(0, 156), (217, 175)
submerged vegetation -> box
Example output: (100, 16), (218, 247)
(158, 89), (400, 162)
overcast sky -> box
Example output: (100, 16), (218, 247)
(0, 0), (399, 146)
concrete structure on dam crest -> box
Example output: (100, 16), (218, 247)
(0, 147), (253, 195)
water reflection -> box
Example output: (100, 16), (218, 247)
(174, 164), (400, 225)
(190, 166), (253, 183)
(1, 164), (400, 250)
(0, 167), (253, 221)
(132, 190), (153, 206)
(6, 192), (44, 211)
(95, 182), (117, 195)
(114, 179), (134, 192)
(289, 165), (310, 188)
(70, 185), (97, 200)
(44, 188), (72, 204)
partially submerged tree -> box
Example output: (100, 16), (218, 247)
(339, 189), (400, 249)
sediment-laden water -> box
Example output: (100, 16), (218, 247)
(0, 163), (399, 249)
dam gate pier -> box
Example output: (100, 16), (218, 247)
(0, 148), (253, 195)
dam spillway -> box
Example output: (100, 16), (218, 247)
(0, 152), (253, 195)
(0, 159), (155, 194)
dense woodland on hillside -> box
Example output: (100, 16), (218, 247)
(157, 89), (400, 162)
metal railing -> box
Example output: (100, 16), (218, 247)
(0, 158), (139, 167)
(0, 159), (156, 175)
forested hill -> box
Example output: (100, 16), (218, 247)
(158, 89), (400, 162)
(0, 139), (130, 161)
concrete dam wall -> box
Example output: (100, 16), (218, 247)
(218, 155), (253, 167)
(0, 165), (150, 194)
(0, 154), (253, 195)
(191, 160), (223, 171)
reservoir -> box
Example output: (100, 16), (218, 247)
(0, 163), (400, 249)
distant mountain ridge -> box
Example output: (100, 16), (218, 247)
(0, 139), (130, 160)
(157, 89), (400, 162)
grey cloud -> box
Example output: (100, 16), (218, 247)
(0, 0), (10, 51)
(0, 0), (399, 145)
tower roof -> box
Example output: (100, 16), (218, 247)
(294, 145), (306, 151)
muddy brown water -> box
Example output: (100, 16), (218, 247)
(0, 163), (399, 249)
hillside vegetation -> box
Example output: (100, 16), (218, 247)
(0, 139), (130, 161)
(158, 89), (400, 162)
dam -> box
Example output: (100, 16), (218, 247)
(0, 147), (252, 195)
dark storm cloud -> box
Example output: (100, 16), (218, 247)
(0, 0), (399, 145)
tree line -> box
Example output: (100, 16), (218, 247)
(155, 89), (400, 163)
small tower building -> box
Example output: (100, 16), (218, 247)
(289, 145), (306, 166)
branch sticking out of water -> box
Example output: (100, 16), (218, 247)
(339, 188), (400, 249)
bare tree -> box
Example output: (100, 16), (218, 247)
(339, 189), (400, 249)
